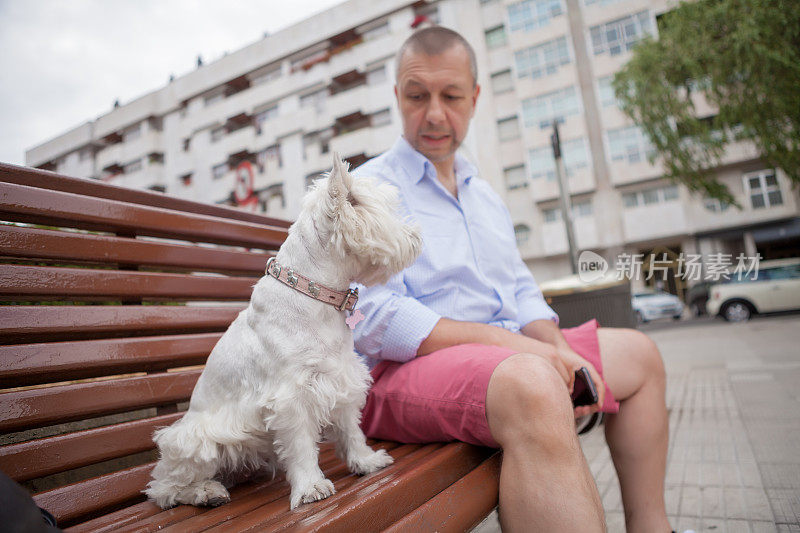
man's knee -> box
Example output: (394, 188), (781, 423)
(629, 329), (666, 381)
(486, 353), (573, 446)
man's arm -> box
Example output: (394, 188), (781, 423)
(417, 317), (571, 384)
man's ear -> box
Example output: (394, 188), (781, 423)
(470, 84), (481, 117)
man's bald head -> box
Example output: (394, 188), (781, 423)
(395, 26), (478, 87)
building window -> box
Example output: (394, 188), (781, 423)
(362, 21), (390, 40)
(204, 91), (225, 107)
(744, 169), (783, 209)
(212, 162), (228, 180)
(703, 197), (730, 212)
(543, 200), (592, 222)
(504, 165), (528, 190)
(123, 124), (141, 142)
(254, 105), (278, 134)
(514, 36), (571, 80)
(507, 0), (563, 33)
(485, 25), (507, 49)
(590, 11), (653, 56)
(183, 138), (191, 152)
(491, 70), (513, 93)
(606, 125), (654, 164)
(252, 65), (281, 86)
(123, 158), (142, 174)
(521, 85), (581, 129)
(529, 138), (588, 180)
(573, 199), (593, 217)
(180, 173), (192, 186)
(514, 224), (531, 244)
(597, 76), (618, 107)
(258, 145), (282, 169)
(371, 108), (392, 127)
(300, 88), (327, 112)
(497, 116), (521, 141)
(366, 64), (387, 85)
(210, 126), (225, 143)
(584, 0), (625, 6)
(622, 185), (680, 208)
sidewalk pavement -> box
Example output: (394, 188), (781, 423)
(474, 314), (800, 532)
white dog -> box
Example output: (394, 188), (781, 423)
(145, 155), (422, 510)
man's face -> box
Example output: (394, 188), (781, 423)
(394, 45), (480, 164)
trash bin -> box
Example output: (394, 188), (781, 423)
(539, 273), (636, 329)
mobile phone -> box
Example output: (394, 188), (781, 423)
(571, 367), (599, 407)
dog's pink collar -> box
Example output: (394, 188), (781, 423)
(265, 257), (359, 313)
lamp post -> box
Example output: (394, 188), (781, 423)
(551, 120), (579, 275)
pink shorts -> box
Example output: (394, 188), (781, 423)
(360, 319), (619, 448)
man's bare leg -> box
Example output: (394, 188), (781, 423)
(486, 353), (605, 532)
(598, 328), (671, 533)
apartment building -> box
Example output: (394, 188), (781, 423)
(25, 0), (800, 292)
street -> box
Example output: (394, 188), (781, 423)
(475, 313), (800, 532)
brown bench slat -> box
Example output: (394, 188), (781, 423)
(0, 305), (243, 344)
(34, 462), (154, 528)
(383, 452), (502, 533)
(0, 162), (292, 228)
(64, 443), (403, 533)
(0, 225), (270, 274)
(68, 446), (346, 533)
(0, 264), (258, 301)
(0, 369), (201, 433)
(0, 181), (288, 248)
(185, 443), (441, 533)
(287, 442), (493, 532)
(0, 413), (183, 482)
(0, 333), (219, 387)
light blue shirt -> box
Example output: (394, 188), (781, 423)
(352, 136), (558, 366)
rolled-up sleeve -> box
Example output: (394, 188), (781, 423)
(353, 272), (441, 363)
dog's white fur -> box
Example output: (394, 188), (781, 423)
(145, 156), (422, 510)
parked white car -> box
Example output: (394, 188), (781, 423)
(706, 258), (800, 322)
(631, 290), (685, 323)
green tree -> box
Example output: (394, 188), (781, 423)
(613, 0), (800, 206)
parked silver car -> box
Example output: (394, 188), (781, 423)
(631, 290), (685, 323)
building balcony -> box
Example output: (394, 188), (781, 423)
(622, 201), (689, 243)
(328, 122), (396, 164)
(529, 167), (596, 203)
(540, 217), (601, 257)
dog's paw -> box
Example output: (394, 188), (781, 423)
(290, 478), (335, 509)
(349, 448), (394, 475)
(177, 480), (231, 507)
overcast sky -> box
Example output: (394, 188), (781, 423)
(0, 0), (346, 166)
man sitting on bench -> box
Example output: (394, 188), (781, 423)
(351, 26), (671, 533)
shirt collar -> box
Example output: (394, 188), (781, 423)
(391, 136), (479, 187)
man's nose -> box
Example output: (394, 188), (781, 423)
(425, 96), (446, 124)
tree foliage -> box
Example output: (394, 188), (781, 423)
(613, 0), (800, 206)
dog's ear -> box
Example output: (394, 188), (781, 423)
(328, 152), (353, 203)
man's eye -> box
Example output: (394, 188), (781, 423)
(407, 94), (423, 100)
(445, 95), (462, 100)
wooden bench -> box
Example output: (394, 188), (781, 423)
(0, 163), (500, 532)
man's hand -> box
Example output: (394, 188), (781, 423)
(556, 347), (605, 418)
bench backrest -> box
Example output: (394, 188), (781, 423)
(0, 163), (291, 527)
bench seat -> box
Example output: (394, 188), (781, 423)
(0, 163), (500, 532)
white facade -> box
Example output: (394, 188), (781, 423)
(26, 0), (800, 292)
